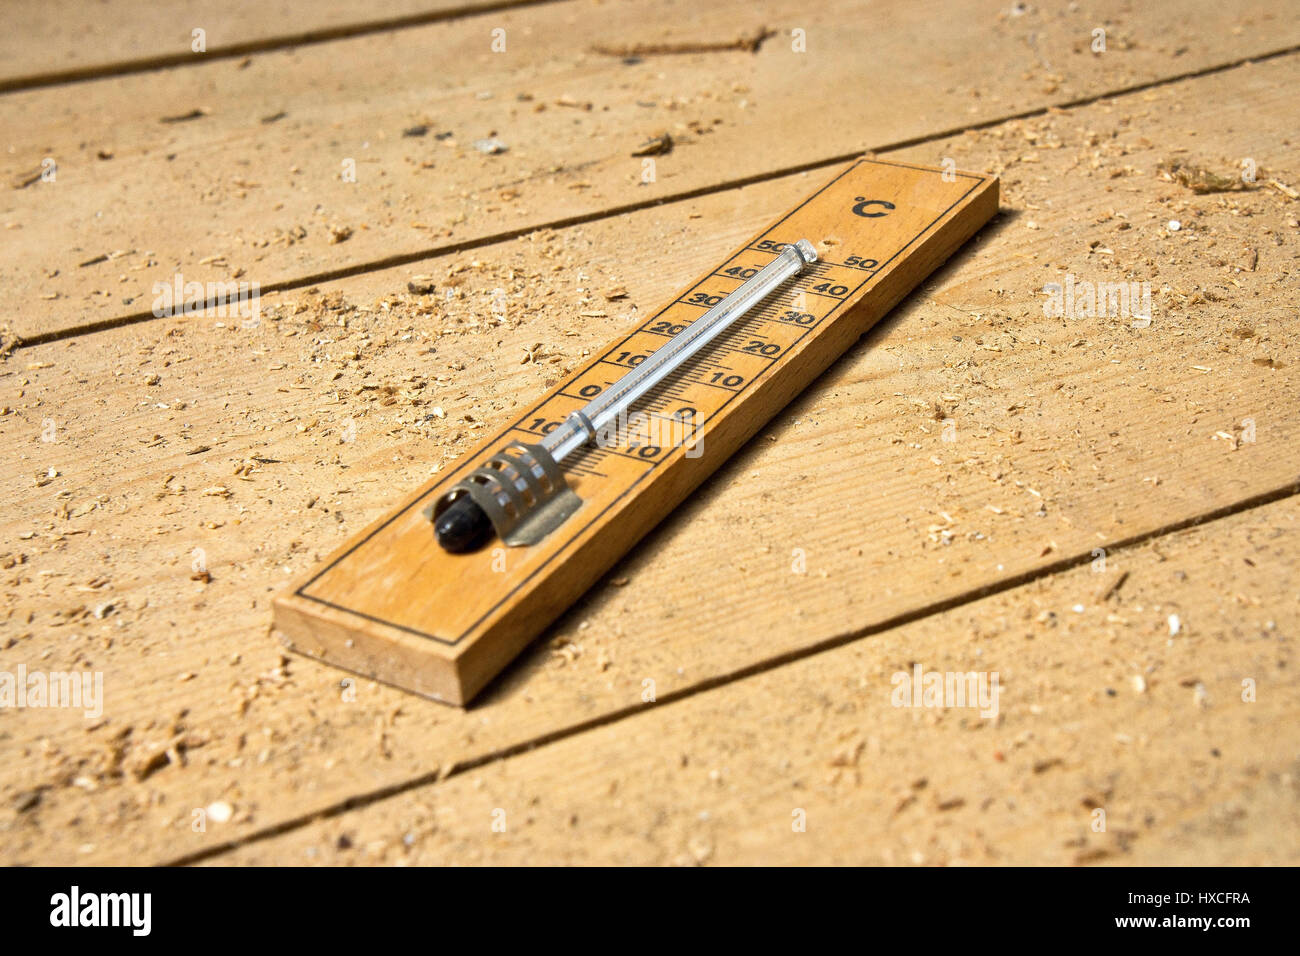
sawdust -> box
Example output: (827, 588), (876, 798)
(2, 36), (1298, 866)
(631, 132), (674, 157)
(591, 27), (774, 58)
(1158, 158), (1255, 194)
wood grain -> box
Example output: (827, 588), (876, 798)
(222, 496), (1300, 865)
(4, 0), (1296, 339)
(1, 53), (1297, 864)
(0, 0), (529, 89)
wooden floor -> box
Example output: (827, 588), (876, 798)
(2, 0), (1298, 866)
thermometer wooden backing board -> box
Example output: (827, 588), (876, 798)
(271, 158), (999, 705)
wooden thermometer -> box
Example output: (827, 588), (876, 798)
(272, 158), (999, 704)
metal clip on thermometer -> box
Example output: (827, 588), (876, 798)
(428, 239), (819, 552)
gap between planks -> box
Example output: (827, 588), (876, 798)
(10, 0), (1296, 341)
(12, 40), (1300, 353)
(5, 42), (1295, 867)
(0, 0), (564, 95)
(161, 476), (1300, 866)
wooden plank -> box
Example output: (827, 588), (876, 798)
(275, 159), (998, 704)
(4, 0), (1297, 340)
(221, 496), (1300, 865)
(0, 0), (529, 90)
(1, 55), (1298, 864)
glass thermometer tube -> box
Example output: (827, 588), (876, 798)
(434, 238), (817, 552)
(543, 238), (817, 462)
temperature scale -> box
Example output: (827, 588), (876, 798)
(272, 158), (999, 704)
